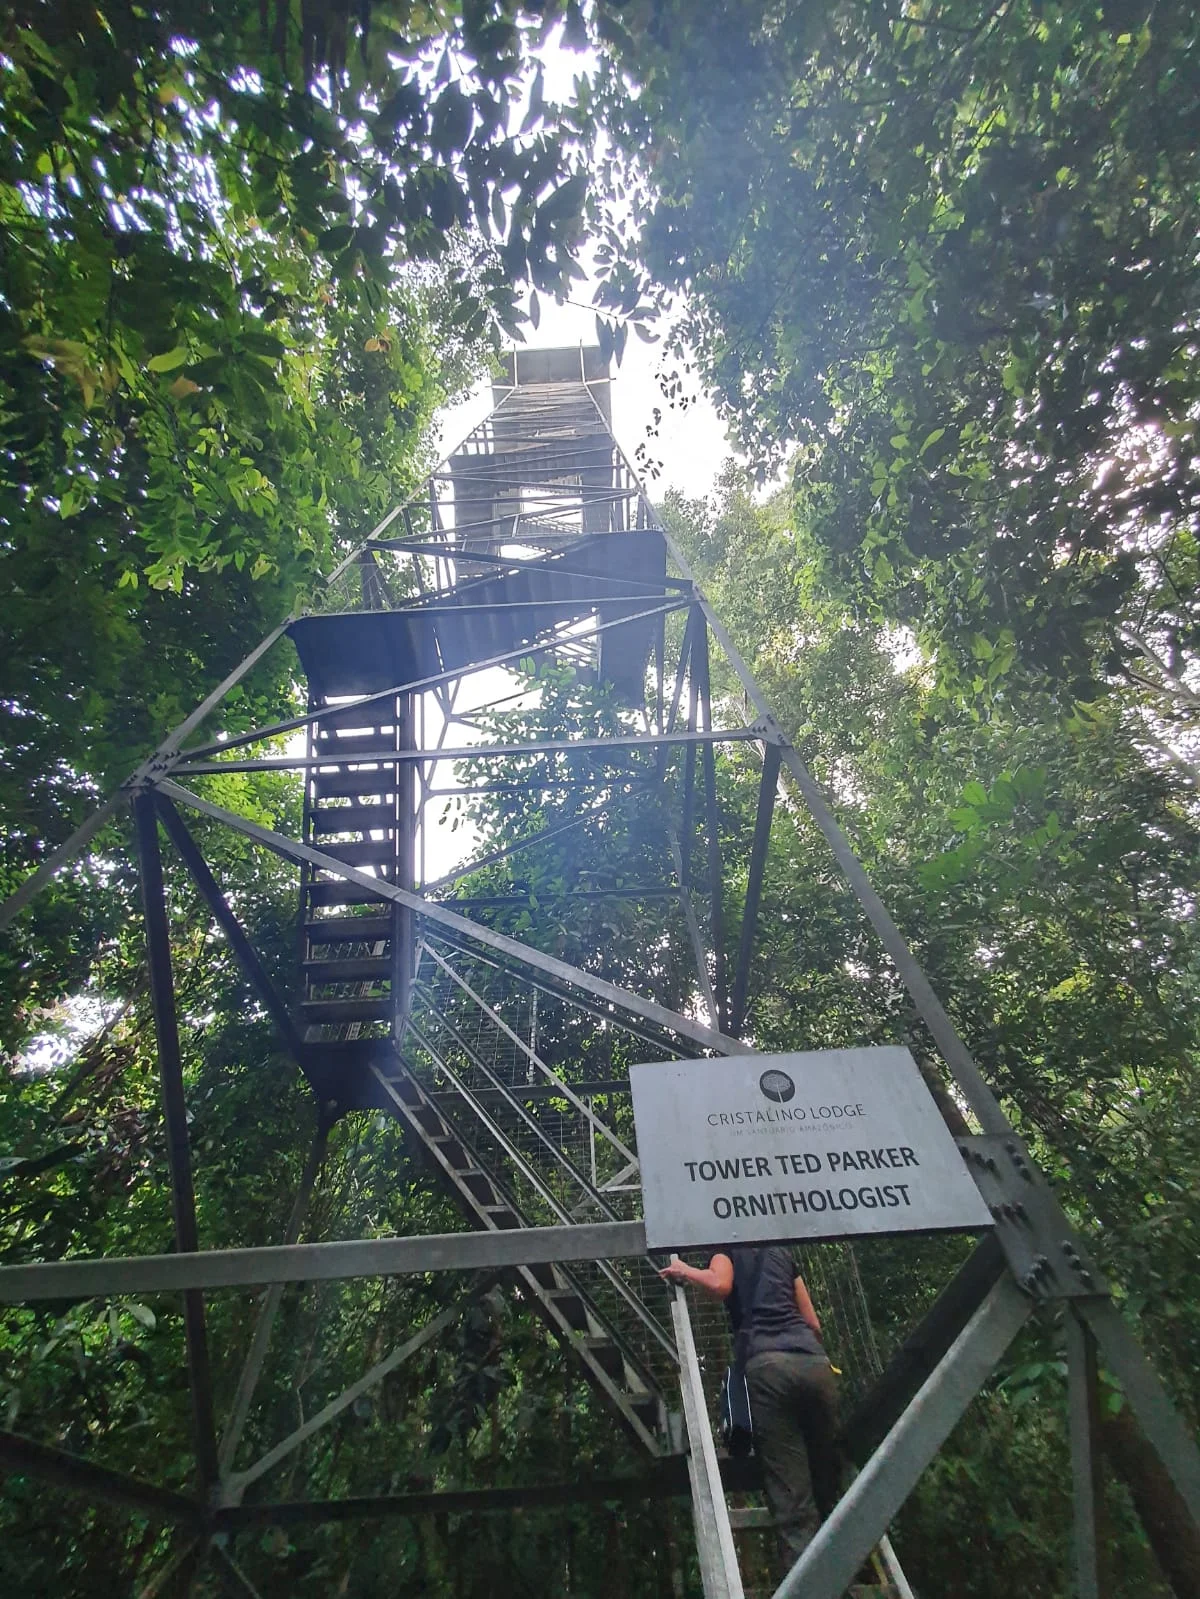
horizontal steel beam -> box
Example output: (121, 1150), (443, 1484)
(441, 889), (677, 907)
(0, 1220), (648, 1301)
(178, 727), (762, 777)
(218, 1464), (699, 1528)
(366, 594), (669, 615)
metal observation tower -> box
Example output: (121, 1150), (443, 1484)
(3, 348), (1199, 1598)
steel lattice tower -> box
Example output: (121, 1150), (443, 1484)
(2, 347), (1199, 1599)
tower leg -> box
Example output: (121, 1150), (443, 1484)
(1066, 1308), (1106, 1599)
(392, 690), (416, 1039)
(134, 791), (221, 1500)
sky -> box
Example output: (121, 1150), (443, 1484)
(432, 25), (735, 504)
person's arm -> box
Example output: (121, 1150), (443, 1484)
(658, 1252), (734, 1301)
(794, 1274), (821, 1335)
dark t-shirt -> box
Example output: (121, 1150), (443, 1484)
(725, 1245), (823, 1362)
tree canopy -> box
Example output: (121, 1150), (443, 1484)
(589, 0), (1200, 746)
(1, 0), (596, 858)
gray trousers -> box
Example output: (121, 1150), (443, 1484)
(746, 1350), (841, 1572)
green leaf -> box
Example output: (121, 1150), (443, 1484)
(147, 347), (188, 372)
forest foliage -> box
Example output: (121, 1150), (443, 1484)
(588, 0), (1200, 748)
(2, 2), (1200, 1596)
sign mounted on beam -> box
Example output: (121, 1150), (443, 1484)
(629, 1047), (993, 1251)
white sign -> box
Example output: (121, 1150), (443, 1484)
(629, 1047), (992, 1250)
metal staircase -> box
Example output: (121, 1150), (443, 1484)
(370, 1040), (671, 1454)
(288, 348), (684, 1456)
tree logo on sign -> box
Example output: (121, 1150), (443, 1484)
(759, 1069), (796, 1104)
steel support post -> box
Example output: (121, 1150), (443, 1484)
(154, 796), (304, 1059)
(729, 743), (781, 1035)
(666, 605), (699, 737)
(680, 611), (701, 889)
(133, 792), (221, 1497)
(696, 623), (728, 1031)
(656, 524), (1013, 1136)
(666, 822), (721, 1027)
(1066, 1308), (1106, 1599)
(392, 691), (416, 1039)
(670, 1278), (744, 1599)
(656, 612), (666, 735)
(772, 1275), (1032, 1599)
(1076, 1296), (1200, 1527)
(661, 607), (721, 1022)
(218, 1126), (329, 1475)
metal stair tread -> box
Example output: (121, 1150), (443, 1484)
(299, 998), (392, 1022)
(310, 804), (397, 835)
(304, 915), (393, 943)
(311, 769), (400, 801)
(302, 957), (392, 982)
(303, 881), (394, 907)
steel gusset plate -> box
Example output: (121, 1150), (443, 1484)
(958, 1134), (1107, 1300)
